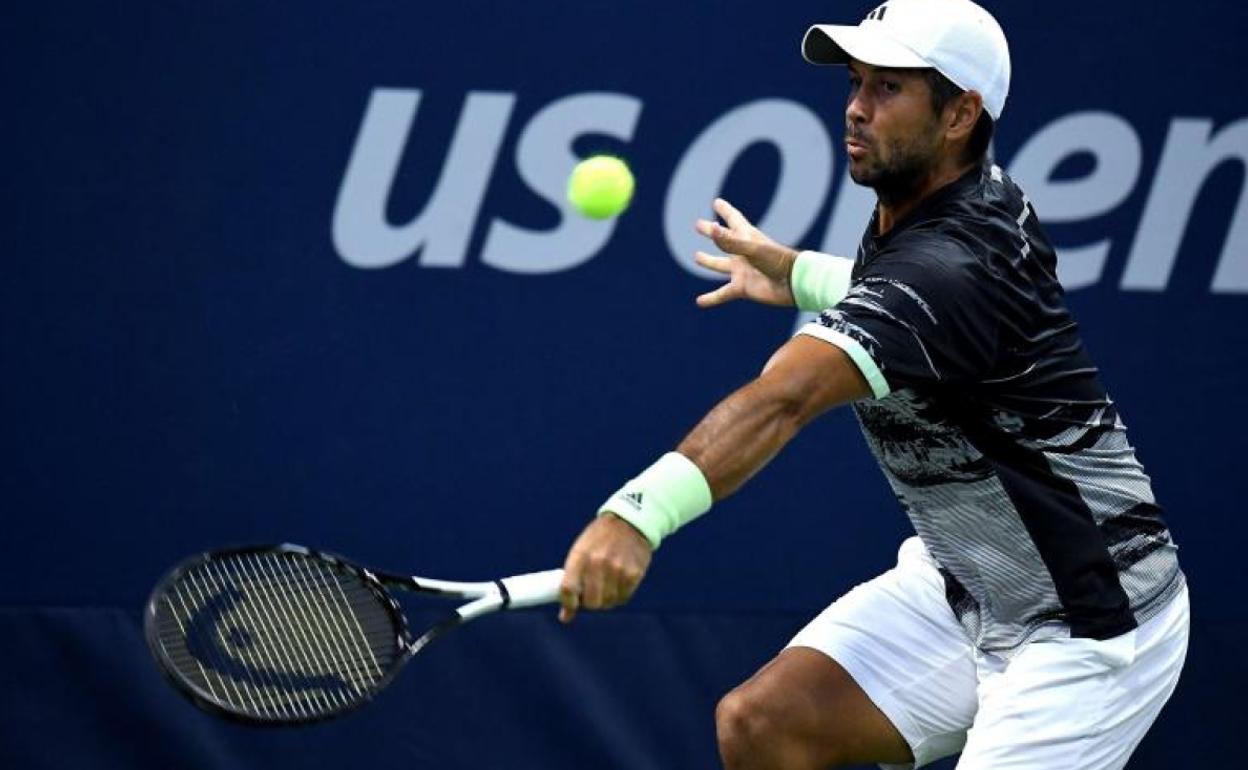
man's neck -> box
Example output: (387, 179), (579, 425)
(876, 158), (977, 236)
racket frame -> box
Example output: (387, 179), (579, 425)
(144, 543), (552, 726)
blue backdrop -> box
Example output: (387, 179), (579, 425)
(2, 0), (1245, 767)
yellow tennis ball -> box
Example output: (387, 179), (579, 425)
(567, 155), (635, 219)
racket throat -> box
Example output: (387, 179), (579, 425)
(406, 615), (463, 656)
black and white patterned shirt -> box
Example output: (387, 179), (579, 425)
(799, 160), (1184, 654)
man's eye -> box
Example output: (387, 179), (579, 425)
(883, 80), (901, 93)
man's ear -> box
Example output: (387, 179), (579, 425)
(947, 90), (984, 143)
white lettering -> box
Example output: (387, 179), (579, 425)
(818, 169), (876, 256)
(1008, 112), (1141, 290)
(331, 89), (1248, 295)
(1121, 117), (1248, 292)
(332, 89), (514, 269)
(480, 93), (642, 274)
(664, 100), (833, 279)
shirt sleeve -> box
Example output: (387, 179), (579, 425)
(796, 236), (999, 397)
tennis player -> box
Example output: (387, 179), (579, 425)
(558, 1), (1189, 767)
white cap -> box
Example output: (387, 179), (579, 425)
(802, 0), (1011, 121)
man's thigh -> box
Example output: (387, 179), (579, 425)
(721, 647), (915, 767)
(783, 537), (980, 768)
(957, 585), (1190, 770)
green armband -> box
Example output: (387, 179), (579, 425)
(791, 250), (854, 312)
(598, 452), (713, 549)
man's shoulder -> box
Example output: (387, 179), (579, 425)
(879, 164), (1034, 273)
(979, 162), (1033, 218)
(867, 224), (990, 288)
(940, 163), (1029, 229)
(917, 161), (1030, 230)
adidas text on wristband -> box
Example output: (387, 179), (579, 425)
(598, 452), (713, 549)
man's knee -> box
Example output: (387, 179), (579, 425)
(716, 687), (772, 766)
(715, 686), (844, 770)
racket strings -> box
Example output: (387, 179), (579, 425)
(212, 557), (320, 718)
(152, 551), (400, 720)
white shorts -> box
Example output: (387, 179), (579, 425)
(786, 537), (1190, 770)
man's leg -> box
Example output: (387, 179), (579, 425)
(716, 647), (913, 769)
(716, 537), (980, 770)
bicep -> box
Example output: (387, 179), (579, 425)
(675, 335), (870, 500)
(761, 334), (873, 423)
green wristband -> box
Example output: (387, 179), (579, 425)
(791, 250), (854, 312)
(598, 452), (713, 549)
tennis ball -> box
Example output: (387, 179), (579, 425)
(567, 155), (635, 219)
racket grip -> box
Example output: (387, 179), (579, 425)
(499, 569), (565, 609)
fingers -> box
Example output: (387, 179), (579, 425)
(581, 559), (607, 613)
(694, 251), (732, 275)
(710, 226), (755, 257)
(558, 564), (620, 623)
(696, 199), (749, 233)
(577, 553), (636, 609)
(559, 563), (632, 623)
(558, 516), (652, 624)
(713, 197), (750, 230)
(696, 281), (741, 308)
(558, 594), (578, 623)
(695, 218), (756, 260)
(693, 251), (739, 307)
(557, 554), (640, 622)
(559, 558), (581, 624)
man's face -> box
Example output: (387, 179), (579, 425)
(844, 60), (944, 196)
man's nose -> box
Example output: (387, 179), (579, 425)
(846, 91), (870, 126)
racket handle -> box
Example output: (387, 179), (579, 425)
(499, 569), (565, 609)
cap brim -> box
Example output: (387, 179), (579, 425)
(802, 24), (931, 69)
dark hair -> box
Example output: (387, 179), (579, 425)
(922, 69), (994, 162)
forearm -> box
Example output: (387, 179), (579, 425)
(676, 377), (808, 501)
(600, 337), (868, 548)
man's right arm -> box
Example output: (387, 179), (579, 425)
(558, 334), (871, 622)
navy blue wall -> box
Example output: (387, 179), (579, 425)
(2, 1), (1245, 767)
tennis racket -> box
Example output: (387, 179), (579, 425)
(144, 543), (564, 725)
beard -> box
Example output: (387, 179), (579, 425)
(847, 124), (942, 206)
